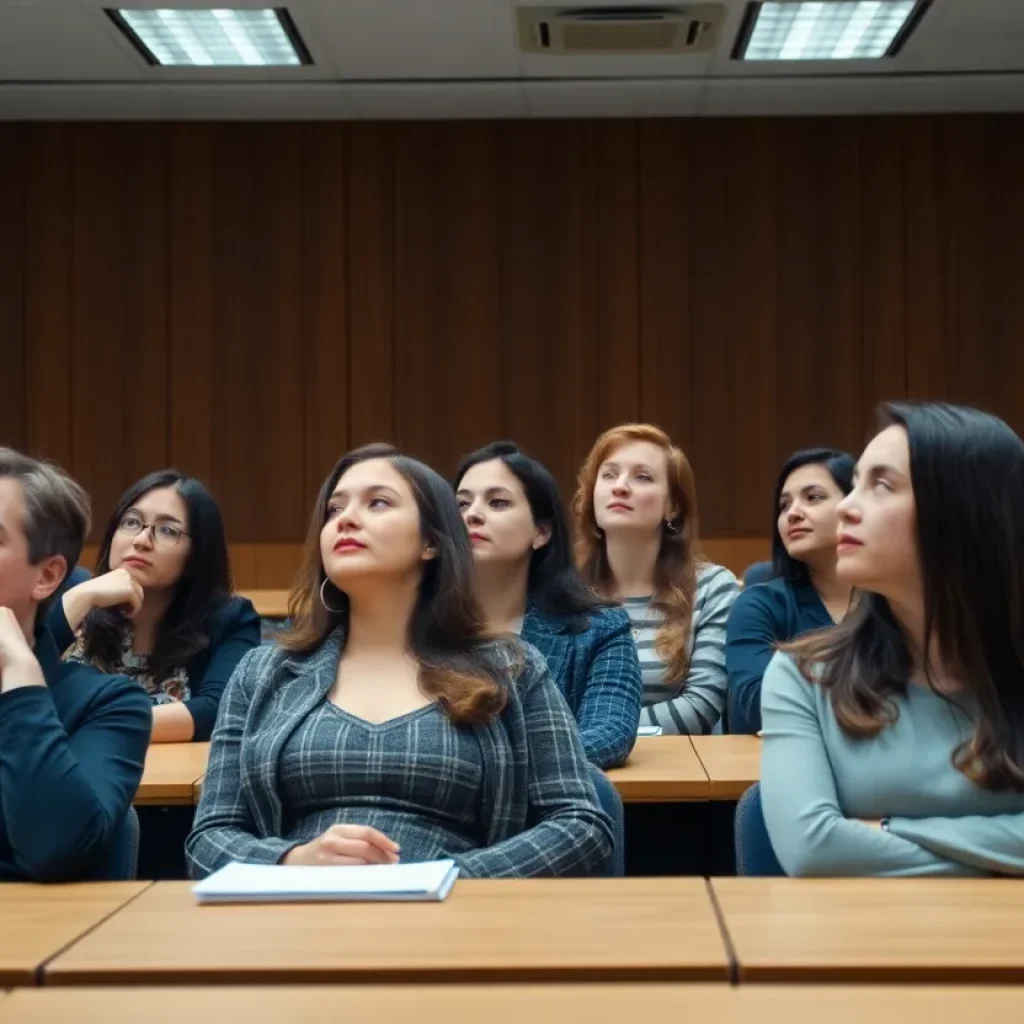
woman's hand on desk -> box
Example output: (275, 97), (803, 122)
(281, 824), (401, 867)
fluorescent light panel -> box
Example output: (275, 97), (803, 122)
(737, 1), (921, 60)
(110, 8), (310, 66)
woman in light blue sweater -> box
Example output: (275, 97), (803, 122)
(761, 402), (1024, 877)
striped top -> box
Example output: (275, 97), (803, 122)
(623, 563), (740, 735)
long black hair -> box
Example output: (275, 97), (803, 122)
(455, 441), (610, 632)
(771, 447), (856, 582)
(280, 443), (513, 725)
(788, 402), (1024, 792)
(84, 470), (232, 681)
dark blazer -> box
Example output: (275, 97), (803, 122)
(186, 632), (613, 879)
(48, 589), (260, 742)
(520, 603), (642, 769)
(0, 623), (151, 882)
(726, 577), (834, 735)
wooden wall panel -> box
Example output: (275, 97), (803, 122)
(169, 123), (307, 541)
(496, 121), (599, 497)
(0, 125), (26, 452)
(393, 122), (501, 479)
(859, 117), (907, 429)
(5, 114), (1024, 547)
(23, 125), (75, 471)
(688, 120), (781, 537)
(346, 124), (396, 450)
(70, 124), (169, 532)
(301, 123), (349, 503)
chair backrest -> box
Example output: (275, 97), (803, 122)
(95, 807), (141, 881)
(587, 763), (625, 878)
(734, 783), (785, 876)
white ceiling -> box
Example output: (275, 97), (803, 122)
(0, 0), (1022, 119)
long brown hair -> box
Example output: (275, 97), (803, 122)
(572, 423), (701, 683)
(787, 402), (1024, 793)
(280, 443), (512, 725)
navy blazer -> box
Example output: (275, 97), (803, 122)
(520, 603), (642, 769)
(725, 577), (834, 735)
(48, 587), (260, 742)
(0, 623), (151, 882)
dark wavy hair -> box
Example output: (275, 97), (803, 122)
(280, 443), (515, 725)
(771, 447), (856, 583)
(84, 470), (232, 682)
(455, 441), (610, 633)
(787, 402), (1024, 793)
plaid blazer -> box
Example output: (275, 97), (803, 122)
(521, 603), (641, 769)
(186, 628), (613, 879)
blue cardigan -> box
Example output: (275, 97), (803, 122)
(0, 622), (151, 881)
(521, 603), (642, 769)
(48, 585), (260, 742)
(725, 576), (833, 735)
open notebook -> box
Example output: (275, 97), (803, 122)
(193, 859), (460, 905)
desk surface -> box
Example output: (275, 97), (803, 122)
(0, 883), (149, 987)
(713, 878), (1024, 983)
(243, 589), (290, 618)
(606, 736), (710, 802)
(690, 735), (760, 799)
(8, 986), (1024, 1024)
(135, 743), (211, 806)
(44, 878), (729, 985)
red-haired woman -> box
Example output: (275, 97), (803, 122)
(573, 424), (739, 735)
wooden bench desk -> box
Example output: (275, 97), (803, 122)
(0, 883), (149, 987)
(43, 878), (729, 985)
(7, 985), (1024, 1024)
(605, 737), (710, 802)
(243, 589), (290, 618)
(134, 743), (211, 806)
(690, 735), (761, 800)
(712, 878), (1024, 984)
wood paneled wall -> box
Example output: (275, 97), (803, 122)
(2, 116), (1023, 551)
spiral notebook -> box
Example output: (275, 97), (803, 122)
(193, 859), (460, 904)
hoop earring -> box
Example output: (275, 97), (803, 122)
(664, 518), (679, 534)
(319, 578), (345, 615)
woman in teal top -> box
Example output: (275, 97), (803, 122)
(761, 401), (1024, 877)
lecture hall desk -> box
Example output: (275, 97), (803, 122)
(42, 878), (729, 985)
(605, 736), (712, 801)
(712, 877), (1024, 984)
(0, 883), (148, 987)
(134, 743), (210, 806)
(690, 735), (761, 800)
(6, 986), (1024, 1024)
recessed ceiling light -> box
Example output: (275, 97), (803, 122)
(108, 8), (312, 67)
(734, 1), (928, 61)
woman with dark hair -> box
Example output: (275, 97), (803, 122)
(186, 444), (611, 879)
(573, 424), (738, 735)
(761, 403), (1024, 876)
(726, 447), (855, 734)
(51, 471), (260, 743)
(454, 442), (641, 769)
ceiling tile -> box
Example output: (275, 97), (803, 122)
(524, 79), (702, 117)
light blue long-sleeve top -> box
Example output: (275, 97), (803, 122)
(761, 651), (1024, 877)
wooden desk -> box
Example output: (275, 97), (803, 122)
(0, 883), (149, 987)
(44, 878), (729, 985)
(134, 743), (210, 806)
(712, 878), (1024, 983)
(7, 986), (1024, 1024)
(691, 736), (761, 799)
(243, 589), (290, 618)
(605, 736), (709, 801)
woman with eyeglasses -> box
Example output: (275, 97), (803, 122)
(49, 471), (260, 743)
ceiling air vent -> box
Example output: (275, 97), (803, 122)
(517, 5), (723, 55)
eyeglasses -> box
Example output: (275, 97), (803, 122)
(117, 513), (190, 548)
